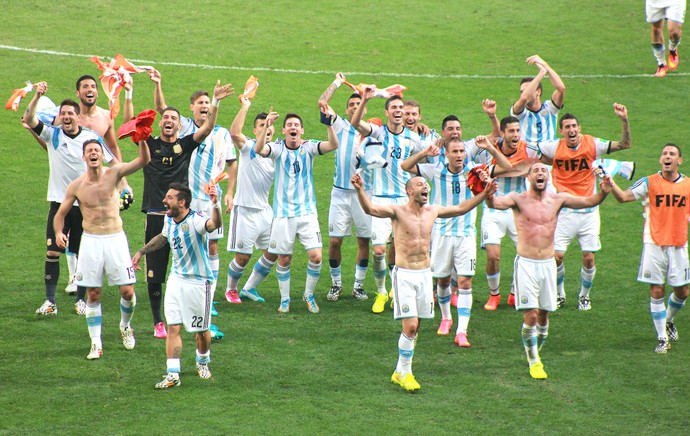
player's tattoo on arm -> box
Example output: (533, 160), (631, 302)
(138, 233), (167, 255)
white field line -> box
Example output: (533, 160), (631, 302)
(2, 44), (688, 79)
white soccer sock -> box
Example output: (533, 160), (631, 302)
(652, 42), (666, 65)
(487, 272), (500, 295)
(119, 294), (136, 329)
(557, 263), (565, 298)
(670, 38), (681, 52)
(437, 283), (452, 320)
(456, 289), (472, 334)
(66, 250), (77, 281)
(195, 349), (211, 365)
(209, 255), (220, 296)
(666, 293), (686, 322)
(243, 255), (275, 291)
(276, 264), (291, 300)
(396, 332), (416, 376)
(650, 297), (667, 340)
(373, 254), (387, 295)
(521, 324), (539, 366)
(537, 322), (549, 351)
(167, 358), (181, 374)
(305, 261), (322, 296)
(354, 261), (368, 289)
(579, 266), (596, 298)
(86, 301), (102, 349)
(227, 259), (246, 291)
(330, 264), (342, 287)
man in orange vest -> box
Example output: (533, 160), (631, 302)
(538, 104), (631, 311)
(608, 144), (690, 354)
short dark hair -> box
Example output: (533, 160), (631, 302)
(441, 115), (461, 130)
(76, 75), (97, 90)
(189, 90), (209, 104)
(500, 116), (520, 132)
(253, 112), (268, 128)
(559, 113), (579, 129)
(519, 77), (542, 92)
(82, 138), (102, 154)
(169, 182), (192, 208)
(162, 106), (181, 118)
(664, 143), (682, 157)
(348, 93), (362, 100)
(59, 99), (80, 115)
(385, 95), (403, 110)
(283, 113), (303, 128)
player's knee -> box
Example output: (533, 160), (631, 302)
(47, 250), (62, 258)
(234, 253), (251, 267)
(329, 237), (343, 251)
(373, 245), (386, 256)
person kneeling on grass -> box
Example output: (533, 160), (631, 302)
(132, 182), (222, 389)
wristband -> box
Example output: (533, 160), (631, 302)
(332, 80), (342, 88)
(125, 89), (133, 99)
(211, 98), (219, 108)
(214, 201), (222, 210)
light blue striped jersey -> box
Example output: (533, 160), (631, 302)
(510, 99), (560, 146)
(163, 210), (212, 281)
(369, 124), (423, 197)
(235, 139), (275, 209)
(332, 116), (371, 190)
(179, 116), (237, 201)
(267, 139), (322, 217)
(418, 163), (477, 237)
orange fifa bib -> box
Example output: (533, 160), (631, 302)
(493, 140), (531, 165)
(551, 135), (598, 196)
(647, 173), (690, 246)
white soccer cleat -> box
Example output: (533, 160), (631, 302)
(121, 326), (136, 350)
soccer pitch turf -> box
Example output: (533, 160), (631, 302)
(1, 1), (690, 434)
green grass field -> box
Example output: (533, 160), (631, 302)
(2, 1), (690, 434)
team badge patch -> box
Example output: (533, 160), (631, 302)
(76, 273), (84, 281)
(401, 304), (410, 313)
(521, 296), (528, 304)
(46, 238), (52, 246)
(644, 270), (651, 279)
(329, 224), (333, 232)
(182, 224), (189, 232)
(173, 144), (183, 154)
(270, 241), (277, 249)
(540, 109), (548, 117)
(238, 241), (244, 249)
(148, 270), (154, 278)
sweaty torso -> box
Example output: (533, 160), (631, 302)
(76, 168), (123, 234)
(391, 204), (437, 269)
(513, 192), (563, 259)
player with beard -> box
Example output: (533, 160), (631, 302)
(140, 79), (232, 338)
(152, 70), (237, 320)
(132, 182), (222, 388)
(487, 163), (612, 379)
(352, 172), (494, 391)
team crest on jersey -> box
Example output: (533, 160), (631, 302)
(173, 144), (183, 154)
(46, 238), (52, 246)
(401, 304), (410, 313)
(148, 270), (154, 278)
(270, 241), (277, 249)
(403, 139), (410, 147)
(155, 148), (161, 154)
(521, 296), (528, 304)
(299, 148), (306, 156)
(182, 223), (189, 232)
(540, 109), (548, 117)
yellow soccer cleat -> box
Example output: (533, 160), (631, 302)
(529, 361), (548, 379)
(372, 292), (389, 313)
(399, 373), (421, 392)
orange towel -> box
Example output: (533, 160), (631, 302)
(239, 75), (259, 101)
(203, 171), (229, 194)
(466, 164), (489, 195)
(90, 55), (153, 119)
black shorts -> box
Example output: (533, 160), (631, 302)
(145, 213), (170, 284)
(46, 202), (83, 253)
